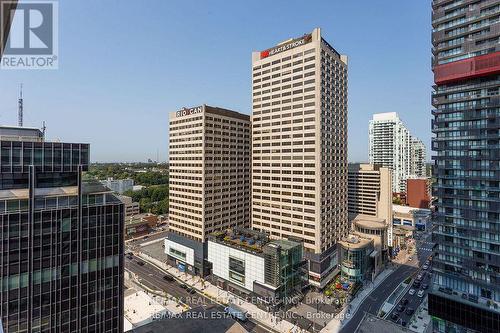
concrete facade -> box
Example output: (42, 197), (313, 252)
(251, 28), (349, 289)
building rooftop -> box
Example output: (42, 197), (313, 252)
(0, 125), (44, 141)
(352, 214), (387, 230)
(393, 205), (431, 215)
(339, 234), (373, 249)
(209, 227), (301, 255)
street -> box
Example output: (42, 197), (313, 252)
(125, 255), (270, 333)
(341, 228), (434, 333)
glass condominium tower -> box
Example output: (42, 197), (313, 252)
(251, 28), (349, 289)
(430, 1), (500, 332)
(0, 126), (124, 333)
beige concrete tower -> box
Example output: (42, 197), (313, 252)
(251, 28), (348, 288)
(167, 105), (251, 276)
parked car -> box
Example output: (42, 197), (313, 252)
(413, 281), (421, 288)
(409, 289), (416, 296)
(180, 284), (188, 289)
(422, 264), (429, 270)
(405, 307), (414, 316)
(422, 283), (429, 290)
(417, 290), (425, 298)
(401, 298), (409, 306)
(136, 261), (145, 266)
(397, 304), (405, 312)
(187, 288), (196, 295)
(391, 313), (399, 321)
(401, 320), (407, 327)
(163, 275), (174, 282)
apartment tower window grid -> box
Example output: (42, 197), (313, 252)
(430, 1), (500, 332)
(251, 28), (348, 287)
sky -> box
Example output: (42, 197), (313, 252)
(0, 0), (433, 162)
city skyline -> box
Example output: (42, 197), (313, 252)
(0, 0), (432, 162)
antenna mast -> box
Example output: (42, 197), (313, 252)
(18, 84), (23, 127)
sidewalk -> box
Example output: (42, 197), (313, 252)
(320, 267), (395, 332)
(138, 252), (301, 333)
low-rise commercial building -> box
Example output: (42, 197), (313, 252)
(125, 213), (163, 239)
(207, 228), (307, 310)
(118, 195), (140, 217)
(339, 215), (389, 282)
(393, 205), (431, 231)
(338, 235), (375, 283)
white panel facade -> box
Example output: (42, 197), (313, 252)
(164, 239), (195, 266)
(207, 241), (266, 292)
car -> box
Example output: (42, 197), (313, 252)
(417, 290), (425, 298)
(417, 273), (424, 280)
(391, 313), (399, 321)
(162, 275), (174, 282)
(401, 320), (407, 327)
(397, 304), (405, 312)
(425, 260), (430, 266)
(422, 264), (429, 270)
(408, 257), (413, 261)
(401, 298), (409, 306)
(180, 284), (188, 289)
(187, 288), (196, 295)
(412, 281), (421, 288)
(408, 289), (416, 296)
(405, 307), (414, 316)
(422, 283), (429, 290)
(126, 255), (133, 260)
(136, 261), (145, 266)
(143, 236), (149, 240)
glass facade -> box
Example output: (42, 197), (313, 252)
(431, 1), (500, 332)
(0, 133), (124, 333)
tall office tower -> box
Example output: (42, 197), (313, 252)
(166, 105), (251, 276)
(0, 126), (124, 333)
(429, 1), (500, 333)
(347, 164), (393, 236)
(410, 137), (427, 177)
(251, 28), (349, 289)
(369, 112), (426, 193)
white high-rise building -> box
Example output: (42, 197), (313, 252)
(410, 137), (426, 178)
(251, 28), (349, 289)
(369, 112), (425, 193)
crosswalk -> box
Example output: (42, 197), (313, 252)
(418, 241), (434, 252)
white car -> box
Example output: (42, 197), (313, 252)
(417, 290), (425, 298)
(409, 289), (416, 296)
(423, 264), (429, 270)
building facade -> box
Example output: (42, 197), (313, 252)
(369, 112), (426, 193)
(167, 105), (251, 276)
(430, 1), (500, 332)
(117, 195), (140, 217)
(207, 228), (306, 310)
(347, 164), (393, 246)
(251, 28), (349, 289)
(406, 177), (431, 209)
(100, 178), (134, 194)
(0, 126), (124, 333)
(410, 137), (427, 177)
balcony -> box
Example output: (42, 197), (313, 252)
(434, 51), (500, 84)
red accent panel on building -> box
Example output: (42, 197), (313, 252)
(406, 179), (431, 209)
(434, 51), (500, 84)
(260, 50), (269, 59)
